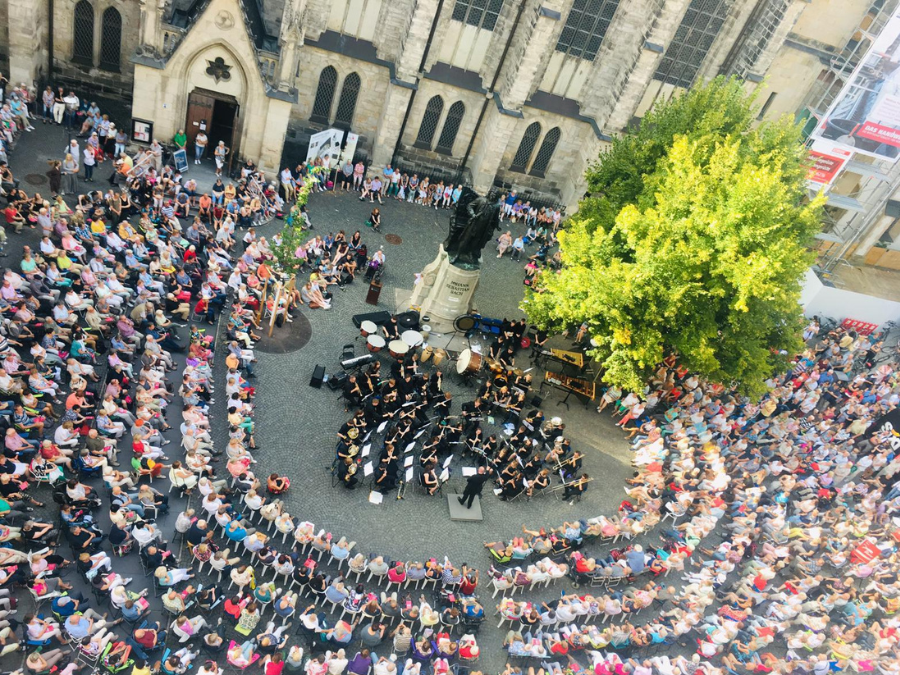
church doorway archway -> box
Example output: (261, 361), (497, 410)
(185, 88), (241, 173)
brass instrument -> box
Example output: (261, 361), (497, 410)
(345, 462), (358, 477)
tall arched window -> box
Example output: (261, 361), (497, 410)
(435, 101), (465, 155)
(510, 122), (541, 173)
(310, 66), (338, 123)
(99, 7), (122, 71)
(72, 0), (95, 66)
(334, 72), (361, 129)
(414, 96), (444, 149)
(529, 127), (561, 176)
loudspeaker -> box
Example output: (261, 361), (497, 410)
(530, 396), (543, 406)
(328, 371), (348, 391)
(309, 364), (326, 389)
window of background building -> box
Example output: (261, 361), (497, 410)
(334, 73), (361, 129)
(529, 127), (561, 177)
(436, 101), (466, 155)
(451, 0), (505, 32)
(510, 121), (541, 173)
(555, 0), (620, 61)
(415, 96), (445, 149)
(99, 7), (122, 72)
(311, 66), (338, 123)
(73, 0), (95, 65)
(653, 0), (732, 88)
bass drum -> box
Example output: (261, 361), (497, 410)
(456, 348), (483, 375)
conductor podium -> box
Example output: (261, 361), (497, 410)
(447, 493), (483, 521)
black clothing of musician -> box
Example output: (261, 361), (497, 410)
(338, 458), (359, 489)
(458, 466), (492, 509)
(563, 473), (589, 500)
(383, 318), (400, 340)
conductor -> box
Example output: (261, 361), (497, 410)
(458, 466), (492, 509)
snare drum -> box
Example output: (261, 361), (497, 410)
(360, 320), (378, 337)
(456, 348), (483, 375)
(366, 334), (386, 353)
(389, 340), (410, 359)
(402, 330), (423, 349)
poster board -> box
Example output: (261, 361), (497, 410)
(307, 128), (345, 165)
(173, 149), (189, 173)
(810, 8), (900, 162)
(340, 132), (359, 164)
(131, 118), (154, 144)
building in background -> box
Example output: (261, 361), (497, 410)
(0, 0), (896, 223)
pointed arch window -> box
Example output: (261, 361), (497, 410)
(510, 122), (541, 173)
(414, 96), (444, 150)
(73, 0), (95, 66)
(435, 101), (465, 155)
(310, 66), (338, 123)
(334, 72), (361, 129)
(529, 127), (561, 177)
(99, 7), (122, 71)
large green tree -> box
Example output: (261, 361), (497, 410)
(523, 78), (823, 398)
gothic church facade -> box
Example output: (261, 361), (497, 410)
(0, 0), (882, 211)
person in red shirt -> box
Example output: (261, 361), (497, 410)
(3, 204), (23, 234)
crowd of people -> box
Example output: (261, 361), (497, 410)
(483, 321), (900, 675)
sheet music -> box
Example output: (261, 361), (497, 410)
(414, 429), (427, 440)
(404, 456), (414, 467)
(368, 491), (383, 505)
(493, 488), (503, 495)
(405, 442), (416, 454)
(461, 467), (477, 477)
(487, 416), (495, 425)
(363, 461), (373, 476)
(405, 467), (414, 481)
(361, 444), (371, 458)
(439, 468), (450, 482)
(363, 431), (372, 443)
(377, 421), (387, 433)
(443, 455), (454, 468)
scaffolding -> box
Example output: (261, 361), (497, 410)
(798, 0), (900, 272)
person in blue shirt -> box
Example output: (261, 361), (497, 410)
(224, 519), (251, 543)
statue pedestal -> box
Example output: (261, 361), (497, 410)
(408, 246), (480, 333)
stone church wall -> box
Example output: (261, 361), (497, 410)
(51, 0), (141, 96)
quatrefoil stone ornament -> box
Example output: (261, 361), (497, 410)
(206, 57), (232, 83)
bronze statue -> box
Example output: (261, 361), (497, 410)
(443, 188), (501, 269)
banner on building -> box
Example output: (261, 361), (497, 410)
(307, 128), (345, 166)
(807, 139), (853, 188)
(811, 8), (900, 163)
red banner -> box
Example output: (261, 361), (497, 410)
(807, 150), (847, 186)
(854, 121), (900, 148)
